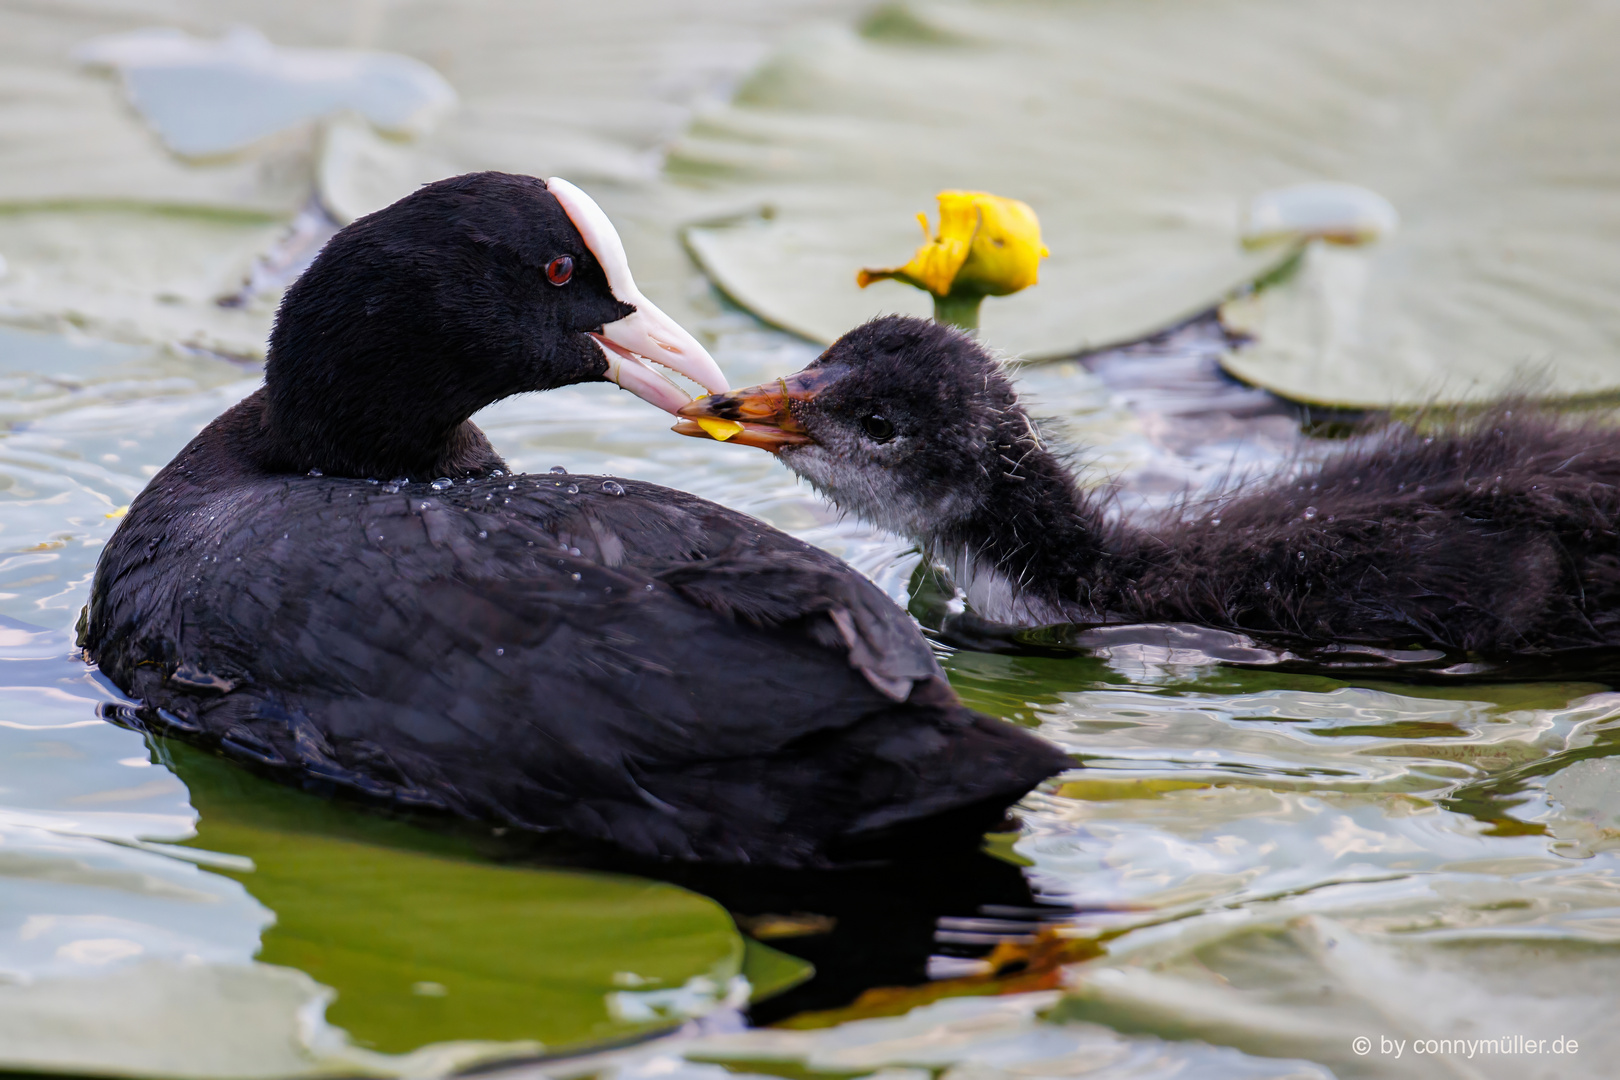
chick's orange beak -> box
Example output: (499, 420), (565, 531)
(673, 366), (844, 453)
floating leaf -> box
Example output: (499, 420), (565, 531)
(74, 27), (456, 159)
(1054, 909), (1620, 1078)
(662, 992), (1333, 1080)
(1239, 183), (1399, 249)
(0, 0), (855, 353)
(675, 0), (1620, 403)
(169, 742), (760, 1056)
(0, 717), (787, 1078)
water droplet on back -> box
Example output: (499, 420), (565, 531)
(550, 466), (567, 475)
(307, 468), (323, 477)
(566, 484), (579, 495)
(1303, 506), (1318, 520)
(602, 480), (624, 496)
(431, 477), (453, 491)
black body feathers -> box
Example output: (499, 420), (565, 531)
(86, 393), (1065, 866)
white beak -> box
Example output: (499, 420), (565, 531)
(547, 177), (729, 413)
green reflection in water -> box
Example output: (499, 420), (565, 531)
(162, 741), (809, 1055)
(941, 643), (1611, 836)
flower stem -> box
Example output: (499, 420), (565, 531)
(932, 293), (982, 332)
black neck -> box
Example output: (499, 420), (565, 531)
(259, 376), (506, 481)
(207, 387), (503, 483)
(937, 420), (1113, 614)
(257, 267), (512, 480)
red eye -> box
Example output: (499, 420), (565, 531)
(546, 255), (574, 286)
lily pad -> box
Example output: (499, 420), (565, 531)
(0, 0), (864, 354)
(169, 741), (791, 1056)
(0, 206), (289, 355)
(1055, 909), (1620, 1079)
(0, 702), (804, 1078)
(672, 1), (1292, 358)
(489, 991), (1336, 1080)
(0, 4), (315, 215)
(74, 27), (455, 160)
(673, 0), (1620, 402)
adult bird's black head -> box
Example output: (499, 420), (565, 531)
(262, 172), (727, 481)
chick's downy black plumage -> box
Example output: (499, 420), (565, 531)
(682, 315), (1620, 656)
(84, 179), (1067, 867)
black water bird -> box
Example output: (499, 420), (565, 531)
(83, 179), (1067, 868)
(678, 316), (1620, 657)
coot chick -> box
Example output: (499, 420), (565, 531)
(84, 181), (1067, 868)
(679, 316), (1620, 656)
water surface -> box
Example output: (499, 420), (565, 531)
(2, 309), (1618, 1078)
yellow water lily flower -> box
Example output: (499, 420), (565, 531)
(858, 190), (1048, 329)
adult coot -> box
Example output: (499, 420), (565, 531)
(678, 316), (1620, 656)
(84, 179), (1068, 868)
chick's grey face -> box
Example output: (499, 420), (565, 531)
(676, 316), (1017, 541)
(780, 323), (1008, 541)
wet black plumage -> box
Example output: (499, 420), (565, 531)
(82, 179), (1067, 868)
(714, 316), (1620, 656)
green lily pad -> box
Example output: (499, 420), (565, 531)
(673, 0), (1620, 401)
(534, 991), (1337, 1080)
(672, 1), (1292, 358)
(1221, 233), (1620, 408)
(0, 733), (808, 1079)
(12, 0), (1620, 401)
(0, 206), (288, 356)
(1053, 907), (1620, 1078)
(0, 0), (860, 354)
(167, 741), (804, 1056)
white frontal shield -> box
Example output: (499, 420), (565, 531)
(548, 177), (729, 413)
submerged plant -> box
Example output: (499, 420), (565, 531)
(857, 190), (1048, 331)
